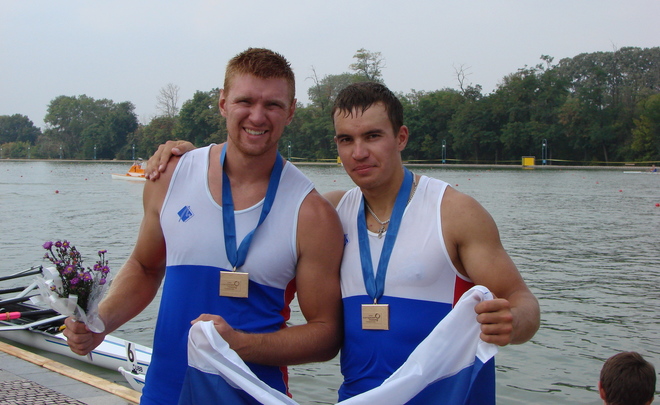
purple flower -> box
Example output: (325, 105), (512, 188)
(39, 240), (111, 312)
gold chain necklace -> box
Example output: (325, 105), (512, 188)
(365, 177), (417, 239)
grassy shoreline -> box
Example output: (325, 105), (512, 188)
(1, 158), (656, 171)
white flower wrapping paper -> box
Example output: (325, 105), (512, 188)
(31, 266), (107, 333)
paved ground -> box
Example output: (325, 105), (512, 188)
(0, 343), (139, 405)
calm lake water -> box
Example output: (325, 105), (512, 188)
(1, 160), (659, 404)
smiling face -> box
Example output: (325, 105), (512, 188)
(333, 102), (408, 192)
(219, 73), (296, 158)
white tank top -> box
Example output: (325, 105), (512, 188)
(142, 145), (313, 403)
(335, 175), (475, 400)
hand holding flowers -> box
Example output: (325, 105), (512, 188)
(32, 240), (111, 333)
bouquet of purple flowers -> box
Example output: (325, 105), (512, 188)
(32, 240), (111, 332)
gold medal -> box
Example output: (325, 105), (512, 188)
(219, 271), (249, 298)
(361, 303), (389, 330)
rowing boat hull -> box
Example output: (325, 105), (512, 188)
(0, 267), (151, 392)
(0, 326), (151, 374)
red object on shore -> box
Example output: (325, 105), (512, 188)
(1, 312), (22, 321)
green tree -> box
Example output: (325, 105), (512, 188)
(134, 116), (178, 158)
(402, 89), (465, 161)
(489, 60), (569, 161)
(555, 47), (660, 162)
(307, 72), (362, 111)
(174, 89), (225, 145)
(631, 93), (660, 161)
(284, 104), (335, 160)
(0, 114), (41, 145)
(43, 95), (138, 159)
(349, 48), (385, 82)
(80, 102), (138, 159)
(450, 97), (501, 163)
(44, 95), (102, 157)
(0, 141), (32, 158)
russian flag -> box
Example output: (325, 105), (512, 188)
(177, 322), (298, 405)
(178, 286), (498, 405)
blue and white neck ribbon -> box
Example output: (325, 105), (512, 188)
(357, 168), (413, 303)
(221, 144), (283, 270)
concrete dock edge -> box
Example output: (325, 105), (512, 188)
(0, 340), (140, 404)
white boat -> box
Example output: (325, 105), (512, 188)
(623, 171), (659, 174)
(119, 365), (146, 392)
(0, 267), (151, 392)
(111, 160), (146, 181)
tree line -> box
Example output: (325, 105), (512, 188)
(1, 47), (659, 165)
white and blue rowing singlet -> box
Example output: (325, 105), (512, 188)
(141, 145), (313, 404)
(336, 175), (475, 401)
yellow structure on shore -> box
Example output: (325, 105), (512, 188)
(522, 156), (535, 167)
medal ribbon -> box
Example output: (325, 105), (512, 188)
(357, 168), (413, 303)
(221, 144), (283, 270)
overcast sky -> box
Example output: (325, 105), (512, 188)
(1, 1), (658, 130)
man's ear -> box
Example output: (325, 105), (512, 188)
(397, 125), (409, 151)
(598, 381), (606, 402)
(219, 89), (227, 118)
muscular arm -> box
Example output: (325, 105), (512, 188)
(442, 187), (540, 345)
(196, 190), (344, 365)
(98, 177), (168, 333)
(64, 161), (173, 354)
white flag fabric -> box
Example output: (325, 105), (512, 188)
(178, 285), (498, 405)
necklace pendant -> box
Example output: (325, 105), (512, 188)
(377, 226), (385, 239)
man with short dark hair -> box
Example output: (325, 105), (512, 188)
(324, 81), (539, 400)
(599, 351), (656, 405)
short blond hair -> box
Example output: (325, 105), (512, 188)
(224, 48), (295, 103)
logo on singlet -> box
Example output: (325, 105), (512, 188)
(177, 205), (194, 222)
